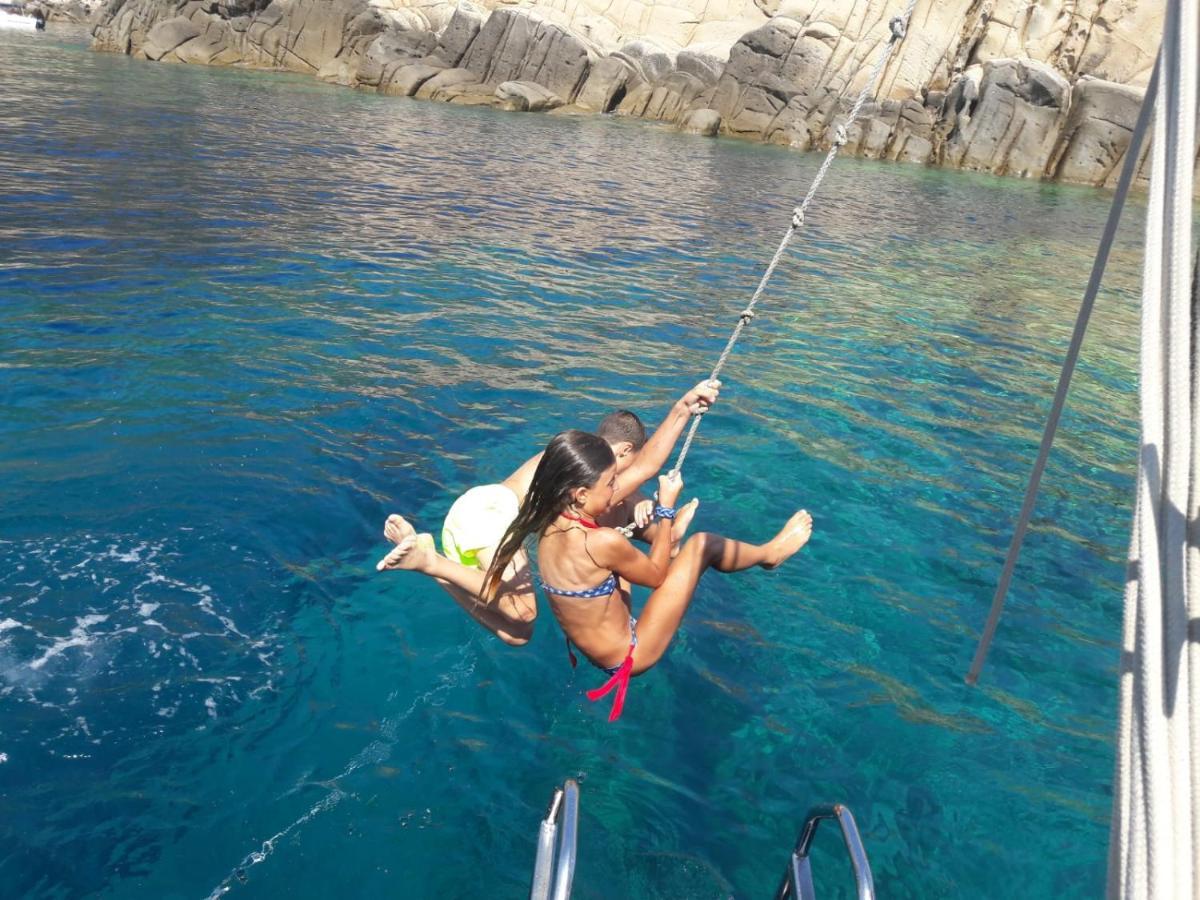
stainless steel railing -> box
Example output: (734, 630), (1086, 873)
(529, 779), (579, 900)
(773, 803), (874, 900)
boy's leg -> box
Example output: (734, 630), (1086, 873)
(473, 545), (537, 630)
(631, 511), (812, 673)
(428, 551), (536, 645)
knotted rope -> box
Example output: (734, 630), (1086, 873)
(670, 0), (919, 475)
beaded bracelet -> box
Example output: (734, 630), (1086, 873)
(654, 505), (676, 521)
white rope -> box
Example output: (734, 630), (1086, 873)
(669, 0), (919, 475)
(1108, 1), (1198, 895)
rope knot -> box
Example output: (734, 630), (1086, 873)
(791, 207), (805, 228)
(834, 124), (849, 147)
(889, 15), (907, 40)
(738, 308), (756, 324)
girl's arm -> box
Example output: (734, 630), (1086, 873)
(592, 473), (683, 588)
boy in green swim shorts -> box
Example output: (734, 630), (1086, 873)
(376, 380), (719, 645)
(440, 483), (522, 571)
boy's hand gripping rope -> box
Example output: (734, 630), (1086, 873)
(668, 1), (919, 477)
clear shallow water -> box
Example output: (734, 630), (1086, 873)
(0, 26), (1146, 899)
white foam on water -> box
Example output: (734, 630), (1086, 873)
(106, 543), (147, 564)
(0, 533), (283, 752)
(205, 789), (346, 899)
(28, 615), (109, 671)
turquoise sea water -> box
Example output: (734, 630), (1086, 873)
(0, 25), (1147, 899)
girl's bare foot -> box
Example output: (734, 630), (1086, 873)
(762, 510), (813, 569)
(376, 532), (436, 572)
(670, 498), (700, 558)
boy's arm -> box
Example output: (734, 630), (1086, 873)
(613, 380), (719, 503)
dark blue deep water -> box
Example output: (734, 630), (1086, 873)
(0, 24), (1146, 899)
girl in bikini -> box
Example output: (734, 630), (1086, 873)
(484, 430), (813, 721)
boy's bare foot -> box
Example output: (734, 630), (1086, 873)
(383, 514), (415, 546)
(670, 498), (700, 558)
(376, 532), (436, 572)
(762, 510), (813, 570)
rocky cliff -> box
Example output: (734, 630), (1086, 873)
(89, 0), (1164, 187)
(34, 0), (103, 23)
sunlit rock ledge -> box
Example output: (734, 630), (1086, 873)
(90, 0), (1167, 188)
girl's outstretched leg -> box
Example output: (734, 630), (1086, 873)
(631, 511), (812, 674)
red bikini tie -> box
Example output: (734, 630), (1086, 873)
(560, 511), (600, 529)
(585, 645), (635, 722)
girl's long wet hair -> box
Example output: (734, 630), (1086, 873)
(484, 430), (615, 599)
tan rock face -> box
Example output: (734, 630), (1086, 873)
(970, 0), (1157, 87)
(1048, 76), (1150, 187)
(942, 59), (1071, 178)
(458, 7), (595, 99)
(91, 0), (1169, 187)
(575, 55), (639, 111)
(142, 16), (201, 60)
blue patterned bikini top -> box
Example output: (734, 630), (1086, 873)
(537, 571), (618, 599)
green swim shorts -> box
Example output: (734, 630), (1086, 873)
(441, 484), (520, 569)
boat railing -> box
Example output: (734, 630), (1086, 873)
(773, 803), (874, 900)
(529, 779), (579, 900)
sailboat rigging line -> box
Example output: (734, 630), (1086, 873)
(965, 52), (1162, 686)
